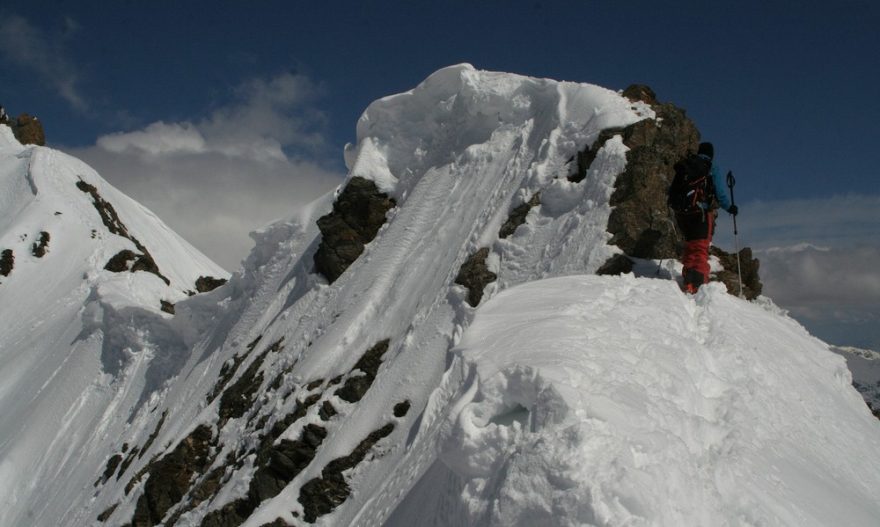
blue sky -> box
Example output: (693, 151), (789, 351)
(1, 1), (878, 348)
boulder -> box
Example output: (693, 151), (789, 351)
(12, 113), (46, 146)
(710, 246), (762, 300)
(195, 275), (227, 293)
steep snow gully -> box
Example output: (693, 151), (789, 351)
(1, 65), (878, 527)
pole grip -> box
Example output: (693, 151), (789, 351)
(726, 171), (736, 206)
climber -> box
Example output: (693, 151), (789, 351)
(0, 104), (7, 123)
(667, 142), (738, 294)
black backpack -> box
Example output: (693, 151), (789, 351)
(667, 154), (715, 213)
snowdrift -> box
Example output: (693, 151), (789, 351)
(2, 65), (878, 527)
(391, 276), (880, 526)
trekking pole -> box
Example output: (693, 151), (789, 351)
(726, 171), (744, 298)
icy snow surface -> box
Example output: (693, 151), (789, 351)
(2, 64), (879, 527)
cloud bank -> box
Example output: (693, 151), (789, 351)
(713, 194), (880, 251)
(68, 72), (344, 271)
(757, 244), (880, 350)
(711, 195), (880, 350)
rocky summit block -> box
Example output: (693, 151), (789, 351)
(1, 113), (47, 146)
(605, 85), (701, 260)
(580, 84), (763, 299)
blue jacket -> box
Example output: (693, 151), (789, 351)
(700, 154), (733, 212)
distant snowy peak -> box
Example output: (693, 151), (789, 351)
(0, 125), (227, 309)
(0, 123), (229, 527)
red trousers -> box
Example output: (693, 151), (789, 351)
(677, 211), (715, 289)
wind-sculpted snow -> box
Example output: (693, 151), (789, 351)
(4, 64), (878, 527)
(390, 276), (880, 526)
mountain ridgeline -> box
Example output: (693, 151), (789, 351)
(91, 70), (760, 527)
(5, 66), (879, 527)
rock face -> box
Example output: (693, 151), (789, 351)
(195, 275), (228, 293)
(604, 85), (700, 259)
(0, 249), (13, 277)
(76, 180), (170, 285)
(1, 112), (47, 146)
(31, 231), (50, 257)
(580, 84), (762, 297)
(313, 177), (396, 283)
(454, 248), (497, 307)
(499, 194), (541, 239)
(129, 425), (215, 527)
(710, 246), (762, 300)
(596, 254), (635, 276)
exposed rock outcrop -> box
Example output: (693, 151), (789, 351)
(710, 246), (762, 300)
(31, 231), (50, 257)
(604, 85), (700, 259)
(218, 339), (285, 422)
(455, 248), (497, 307)
(313, 177), (396, 283)
(128, 425), (216, 527)
(298, 423), (395, 523)
(582, 84), (763, 297)
(195, 275), (227, 293)
(0, 249), (13, 277)
(76, 180), (170, 285)
(334, 339), (390, 403)
(596, 253), (635, 276)
(499, 193), (541, 238)
(1, 111), (47, 146)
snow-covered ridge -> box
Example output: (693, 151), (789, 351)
(3, 65), (878, 527)
(0, 125), (227, 527)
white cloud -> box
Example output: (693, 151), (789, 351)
(0, 14), (87, 111)
(713, 194), (880, 252)
(759, 245), (880, 309)
(67, 72), (344, 271)
(97, 122), (207, 157)
(710, 195), (880, 350)
(756, 244), (880, 350)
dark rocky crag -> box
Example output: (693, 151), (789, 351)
(710, 246), (762, 300)
(196, 275), (228, 293)
(75, 180), (170, 285)
(454, 248), (498, 307)
(580, 84), (762, 297)
(313, 177), (396, 283)
(31, 231), (50, 258)
(0, 249), (13, 278)
(1, 110), (47, 146)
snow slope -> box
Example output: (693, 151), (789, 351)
(390, 276), (880, 526)
(0, 125), (227, 527)
(75, 64), (657, 527)
(5, 65), (879, 527)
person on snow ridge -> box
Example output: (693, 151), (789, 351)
(669, 142), (738, 294)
